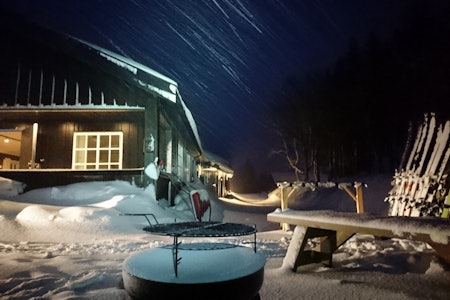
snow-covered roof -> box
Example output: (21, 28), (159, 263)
(69, 37), (204, 153)
(73, 37), (179, 104)
(201, 151), (233, 174)
(177, 91), (203, 154)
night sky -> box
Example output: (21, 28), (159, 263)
(2, 0), (412, 173)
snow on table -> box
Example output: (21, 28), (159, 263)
(268, 209), (450, 244)
(268, 209), (450, 270)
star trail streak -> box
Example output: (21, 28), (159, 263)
(2, 0), (409, 172)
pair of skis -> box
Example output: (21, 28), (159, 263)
(386, 114), (434, 216)
(401, 114), (435, 216)
(386, 114), (450, 217)
(415, 121), (450, 216)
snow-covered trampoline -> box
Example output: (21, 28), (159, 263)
(123, 222), (265, 299)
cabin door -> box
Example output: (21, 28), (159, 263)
(0, 123), (39, 169)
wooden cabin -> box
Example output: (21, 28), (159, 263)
(0, 11), (230, 198)
(198, 151), (234, 198)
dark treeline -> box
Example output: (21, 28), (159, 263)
(271, 1), (450, 181)
(231, 159), (277, 193)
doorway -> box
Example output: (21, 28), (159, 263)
(0, 123), (38, 169)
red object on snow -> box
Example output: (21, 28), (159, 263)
(190, 191), (210, 221)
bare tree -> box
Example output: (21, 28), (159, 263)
(272, 132), (305, 181)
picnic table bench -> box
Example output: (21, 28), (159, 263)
(267, 209), (450, 271)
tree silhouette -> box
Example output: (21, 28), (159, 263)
(271, 1), (450, 180)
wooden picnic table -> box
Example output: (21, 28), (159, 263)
(267, 209), (450, 271)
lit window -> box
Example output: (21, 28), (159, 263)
(72, 132), (123, 169)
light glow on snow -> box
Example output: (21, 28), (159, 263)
(1, 175), (450, 299)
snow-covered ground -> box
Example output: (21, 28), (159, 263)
(1, 174), (450, 299)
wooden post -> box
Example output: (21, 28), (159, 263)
(339, 182), (365, 214)
(355, 183), (364, 213)
(278, 181), (291, 231)
(30, 123), (38, 169)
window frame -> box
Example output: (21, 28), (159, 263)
(72, 131), (123, 170)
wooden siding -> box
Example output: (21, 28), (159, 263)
(0, 11), (205, 188)
(1, 110), (145, 169)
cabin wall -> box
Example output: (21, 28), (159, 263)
(0, 14), (206, 189)
(1, 119), (144, 169)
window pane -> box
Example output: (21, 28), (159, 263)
(86, 165), (96, 169)
(99, 150), (109, 163)
(111, 135), (120, 147)
(110, 150), (119, 163)
(110, 164), (119, 169)
(87, 150), (96, 163)
(75, 150), (85, 163)
(98, 164), (108, 169)
(87, 135), (97, 148)
(76, 135), (86, 148)
(100, 135), (109, 148)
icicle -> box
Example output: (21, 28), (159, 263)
(101, 91), (105, 106)
(63, 79), (67, 105)
(51, 75), (55, 105)
(39, 69), (43, 106)
(27, 69), (32, 105)
(14, 62), (20, 106)
(88, 86), (92, 105)
(75, 81), (79, 105)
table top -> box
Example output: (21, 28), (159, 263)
(143, 221), (256, 237)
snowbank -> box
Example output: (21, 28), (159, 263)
(1, 180), (209, 243)
(0, 176), (25, 197)
(0, 175), (449, 299)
